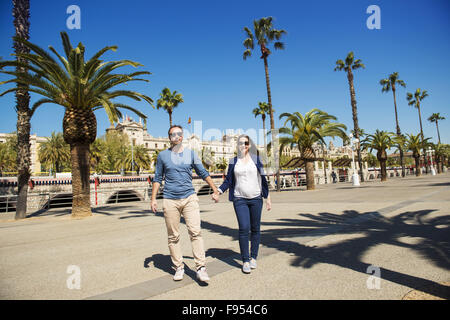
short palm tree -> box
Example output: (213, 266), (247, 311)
(380, 72), (407, 177)
(334, 52), (365, 181)
(252, 102), (272, 150)
(156, 87), (184, 127)
(276, 109), (347, 190)
(427, 113), (445, 144)
(0, 135), (18, 175)
(405, 133), (431, 176)
(125, 145), (151, 172)
(243, 16), (287, 191)
(361, 130), (395, 182)
(38, 132), (70, 174)
(0, 32), (153, 218)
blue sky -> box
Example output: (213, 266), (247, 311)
(1, 0), (449, 147)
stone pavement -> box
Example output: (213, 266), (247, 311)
(0, 173), (449, 300)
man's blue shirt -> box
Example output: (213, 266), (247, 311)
(154, 148), (210, 199)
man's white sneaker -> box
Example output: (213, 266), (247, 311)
(173, 266), (184, 281)
(242, 262), (251, 274)
(196, 267), (210, 282)
(249, 258), (257, 269)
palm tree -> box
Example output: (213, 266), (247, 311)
(38, 132), (70, 174)
(12, 0), (31, 219)
(405, 133), (431, 176)
(156, 87), (184, 127)
(243, 16), (287, 191)
(380, 72), (407, 177)
(407, 88), (428, 171)
(125, 145), (151, 172)
(276, 109), (347, 190)
(427, 113), (445, 144)
(361, 130), (395, 182)
(252, 102), (272, 150)
(0, 32), (153, 218)
(334, 51), (365, 181)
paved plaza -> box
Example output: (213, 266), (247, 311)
(0, 173), (449, 300)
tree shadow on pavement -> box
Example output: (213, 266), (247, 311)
(201, 209), (450, 299)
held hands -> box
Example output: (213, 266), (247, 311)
(211, 190), (220, 203)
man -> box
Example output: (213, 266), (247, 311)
(151, 125), (220, 283)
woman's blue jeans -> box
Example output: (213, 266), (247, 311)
(232, 197), (263, 263)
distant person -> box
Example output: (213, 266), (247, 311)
(331, 170), (337, 183)
(213, 135), (271, 274)
(151, 125), (220, 283)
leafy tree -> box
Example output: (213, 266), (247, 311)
(334, 51), (365, 181)
(0, 32), (153, 218)
(38, 132), (70, 174)
(0, 135), (18, 175)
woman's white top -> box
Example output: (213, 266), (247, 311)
(233, 157), (262, 199)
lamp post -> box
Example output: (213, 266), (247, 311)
(427, 146), (436, 176)
(349, 133), (360, 186)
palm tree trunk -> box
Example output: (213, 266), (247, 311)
(392, 87), (405, 177)
(435, 120), (441, 144)
(70, 143), (92, 218)
(263, 55), (280, 191)
(414, 156), (421, 176)
(305, 159), (315, 190)
(262, 115), (267, 151)
(379, 159), (387, 181)
(13, 0), (31, 220)
(169, 111), (173, 127)
(417, 102), (427, 173)
(346, 69), (364, 182)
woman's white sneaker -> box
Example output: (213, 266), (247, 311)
(242, 262), (251, 274)
(250, 258), (257, 269)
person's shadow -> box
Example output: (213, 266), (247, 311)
(144, 254), (208, 286)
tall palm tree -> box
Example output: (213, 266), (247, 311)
(243, 16), (287, 191)
(276, 109), (347, 190)
(334, 51), (365, 181)
(361, 130), (395, 182)
(380, 72), (407, 177)
(38, 132), (70, 174)
(156, 87), (184, 127)
(0, 32), (153, 218)
(12, 0), (31, 219)
(427, 113), (445, 144)
(405, 133), (431, 176)
(406, 88), (428, 171)
(252, 102), (272, 150)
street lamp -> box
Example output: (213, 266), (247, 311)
(349, 133), (360, 186)
(427, 146), (436, 176)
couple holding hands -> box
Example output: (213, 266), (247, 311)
(150, 125), (271, 282)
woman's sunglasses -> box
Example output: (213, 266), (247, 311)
(238, 141), (249, 146)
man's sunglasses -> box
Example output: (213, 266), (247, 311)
(238, 141), (249, 146)
(170, 132), (183, 138)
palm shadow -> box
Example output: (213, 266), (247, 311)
(201, 208), (450, 299)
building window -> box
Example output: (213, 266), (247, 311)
(155, 143), (158, 148)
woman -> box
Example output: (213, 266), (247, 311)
(215, 135), (271, 273)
